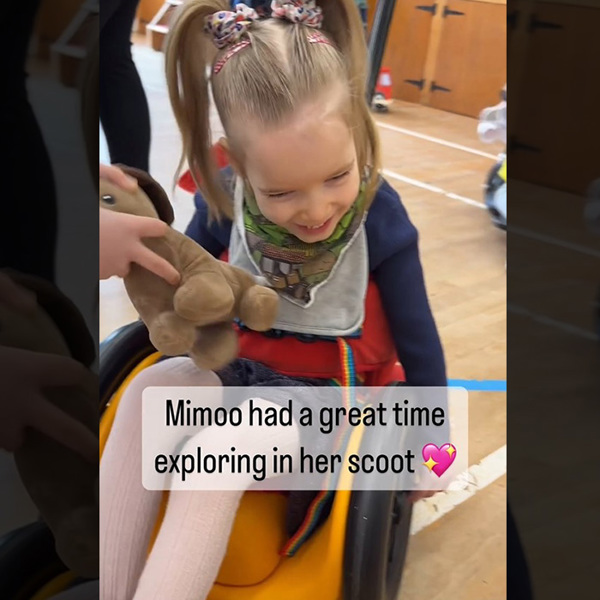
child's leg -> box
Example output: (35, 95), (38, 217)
(133, 398), (301, 600)
(100, 357), (222, 600)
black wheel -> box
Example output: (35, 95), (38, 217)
(595, 285), (600, 341)
(342, 387), (413, 600)
(585, 178), (600, 236)
(484, 158), (507, 230)
(0, 521), (68, 600)
(385, 491), (412, 594)
(371, 93), (389, 113)
(507, 504), (533, 600)
(343, 489), (412, 600)
(100, 320), (155, 411)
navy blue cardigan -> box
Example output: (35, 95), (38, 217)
(185, 177), (447, 387)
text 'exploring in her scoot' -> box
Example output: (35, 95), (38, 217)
(141, 386), (468, 492)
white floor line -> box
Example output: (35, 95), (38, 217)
(382, 167), (600, 260)
(508, 303), (598, 342)
(445, 191), (489, 209)
(376, 121), (499, 160)
(511, 226), (600, 260)
(382, 168), (486, 209)
(410, 445), (506, 535)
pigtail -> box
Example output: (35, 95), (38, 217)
(318, 0), (381, 203)
(165, 0), (234, 220)
(319, 0), (368, 92)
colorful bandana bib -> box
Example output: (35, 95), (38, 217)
(243, 183), (367, 306)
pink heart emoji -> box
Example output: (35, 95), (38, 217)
(422, 443), (457, 477)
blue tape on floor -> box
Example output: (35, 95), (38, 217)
(448, 379), (506, 392)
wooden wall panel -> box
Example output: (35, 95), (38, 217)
(374, 0), (435, 103)
(136, 0), (166, 31)
(510, 3), (600, 194)
(369, 0), (506, 117)
(34, 0), (82, 54)
(428, 0), (506, 117)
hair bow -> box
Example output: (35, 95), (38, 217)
(204, 3), (259, 49)
(271, 0), (323, 28)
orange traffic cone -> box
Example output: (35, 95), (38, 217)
(372, 66), (393, 112)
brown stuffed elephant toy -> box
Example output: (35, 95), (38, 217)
(1, 270), (99, 578)
(99, 167), (279, 371)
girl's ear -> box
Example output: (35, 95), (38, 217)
(217, 137), (245, 177)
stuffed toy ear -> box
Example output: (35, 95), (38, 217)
(116, 165), (175, 225)
(3, 270), (96, 368)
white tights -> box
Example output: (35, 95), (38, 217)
(100, 357), (300, 600)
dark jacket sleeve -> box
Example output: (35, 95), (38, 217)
(184, 171), (234, 258)
(367, 179), (447, 387)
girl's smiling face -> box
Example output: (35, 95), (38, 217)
(233, 97), (361, 243)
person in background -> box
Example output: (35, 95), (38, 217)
(1, 2), (58, 281)
(100, 0), (151, 171)
(355, 0), (368, 37)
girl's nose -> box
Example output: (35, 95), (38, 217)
(300, 194), (330, 225)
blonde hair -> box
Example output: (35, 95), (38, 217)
(166, 0), (381, 220)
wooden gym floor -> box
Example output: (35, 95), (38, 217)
(99, 39), (508, 599)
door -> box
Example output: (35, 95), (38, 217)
(427, 0), (507, 117)
(510, 3), (600, 194)
(375, 0), (436, 103)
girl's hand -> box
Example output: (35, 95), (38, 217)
(408, 490), (437, 503)
(99, 164), (180, 285)
(0, 346), (98, 464)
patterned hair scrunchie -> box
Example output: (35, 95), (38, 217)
(204, 3), (259, 49)
(271, 0), (323, 28)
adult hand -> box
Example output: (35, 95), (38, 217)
(99, 163), (138, 192)
(408, 490), (437, 503)
(1, 273), (98, 463)
(0, 271), (38, 314)
(99, 208), (180, 285)
(99, 164), (180, 285)
(0, 346), (98, 464)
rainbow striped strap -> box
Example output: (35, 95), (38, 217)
(280, 488), (334, 556)
(337, 338), (356, 407)
(280, 338), (357, 557)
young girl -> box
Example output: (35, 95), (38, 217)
(100, 1), (446, 599)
